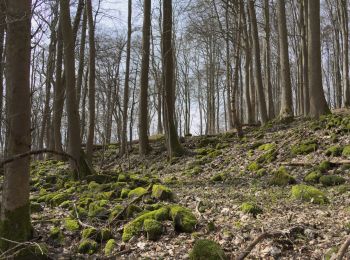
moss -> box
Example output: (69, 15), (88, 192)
(51, 193), (71, 207)
(207, 221), (215, 232)
(126, 204), (142, 218)
(144, 219), (163, 240)
(325, 145), (343, 157)
(319, 175), (346, 187)
(304, 171), (322, 183)
(318, 160), (332, 172)
(88, 201), (109, 219)
(121, 188), (131, 199)
(246, 162), (261, 172)
(291, 140), (317, 155)
(170, 205), (197, 233)
(151, 184), (174, 201)
(0, 204), (32, 251)
(210, 173), (225, 182)
(82, 228), (98, 239)
(342, 146), (350, 157)
(291, 185), (328, 204)
(85, 174), (112, 184)
(337, 184), (350, 194)
(122, 207), (169, 242)
(128, 187), (147, 198)
(257, 149), (277, 163)
(240, 202), (263, 217)
(109, 205), (124, 221)
(186, 166), (202, 176)
(104, 239), (116, 255)
(64, 218), (80, 231)
(30, 202), (43, 213)
(49, 226), (64, 243)
(189, 239), (227, 260)
(98, 228), (112, 241)
(258, 143), (276, 151)
(269, 167), (296, 186)
(118, 173), (127, 182)
(77, 239), (98, 255)
(13, 243), (49, 260)
(256, 168), (267, 177)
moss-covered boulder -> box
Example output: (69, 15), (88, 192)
(144, 219), (163, 240)
(152, 185), (174, 201)
(257, 149), (277, 163)
(189, 239), (227, 260)
(122, 207), (169, 242)
(64, 218), (80, 231)
(291, 140), (317, 155)
(269, 167), (296, 186)
(319, 175), (346, 187)
(104, 239), (116, 255)
(342, 146), (350, 157)
(128, 187), (147, 198)
(318, 160), (332, 172)
(325, 145), (343, 157)
(126, 204), (142, 218)
(170, 205), (197, 233)
(88, 201), (109, 219)
(121, 188), (130, 199)
(304, 171), (322, 183)
(240, 202), (263, 217)
(77, 239), (98, 254)
(81, 227), (98, 240)
(50, 193), (71, 207)
(291, 185), (328, 204)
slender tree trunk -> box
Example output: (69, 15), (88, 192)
(277, 0), (293, 119)
(301, 0), (310, 115)
(139, 0), (151, 155)
(308, 0), (330, 118)
(0, 0), (32, 250)
(248, 0), (268, 124)
(86, 0), (96, 163)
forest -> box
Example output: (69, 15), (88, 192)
(0, 0), (350, 259)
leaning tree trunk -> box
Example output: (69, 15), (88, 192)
(308, 0), (330, 118)
(0, 0), (32, 250)
(277, 0), (293, 119)
(162, 0), (184, 158)
(139, 0), (152, 155)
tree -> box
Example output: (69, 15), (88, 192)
(139, 0), (152, 155)
(162, 0), (184, 158)
(0, 0), (32, 250)
(86, 0), (96, 162)
(277, 0), (293, 119)
(308, 0), (330, 118)
(60, 0), (91, 178)
(120, 0), (132, 156)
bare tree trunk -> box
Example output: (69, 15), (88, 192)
(308, 0), (330, 118)
(162, 0), (184, 158)
(277, 0), (293, 119)
(86, 0), (96, 163)
(248, 0), (268, 124)
(139, 0), (151, 155)
(0, 0), (32, 250)
(301, 0), (310, 115)
(120, 0), (132, 156)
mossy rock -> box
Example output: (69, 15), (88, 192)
(256, 168), (267, 177)
(49, 226), (64, 243)
(246, 162), (261, 172)
(269, 167), (296, 186)
(82, 228), (98, 240)
(144, 219), (163, 241)
(318, 160), (333, 173)
(85, 174), (112, 184)
(186, 166), (202, 176)
(257, 149), (277, 163)
(152, 185), (174, 201)
(118, 173), (128, 182)
(319, 175), (346, 187)
(325, 145), (343, 157)
(304, 171), (322, 183)
(291, 185), (328, 204)
(240, 202), (263, 217)
(30, 202), (43, 213)
(77, 239), (98, 255)
(207, 221), (215, 232)
(121, 188), (131, 199)
(210, 173), (226, 182)
(88, 201), (109, 219)
(291, 140), (317, 155)
(122, 207), (169, 242)
(189, 239), (227, 260)
(130, 175), (150, 186)
(64, 218), (80, 231)
(88, 181), (103, 191)
(109, 205), (124, 221)
(50, 193), (71, 207)
(126, 204), (142, 218)
(170, 205), (197, 233)
(104, 239), (116, 255)
(258, 143), (276, 151)
(128, 187), (147, 198)
(342, 146), (350, 157)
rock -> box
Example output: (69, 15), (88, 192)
(144, 219), (163, 240)
(189, 239), (227, 260)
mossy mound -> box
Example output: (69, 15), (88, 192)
(170, 205), (197, 233)
(88, 201), (109, 219)
(291, 185), (328, 204)
(319, 175), (346, 187)
(126, 204), (142, 218)
(189, 239), (227, 260)
(128, 187), (147, 198)
(325, 145), (343, 157)
(246, 162), (261, 172)
(77, 239), (98, 254)
(257, 149), (277, 163)
(144, 219), (163, 240)
(121, 188), (131, 198)
(342, 146), (350, 157)
(258, 143), (276, 151)
(152, 185), (174, 201)
(104, 239), (116, 255)
(270, 167), (296, 186)
(304, 171), (322, 183)
(291, 140), (317, 155)
(240, 202), (263, 217)
(49, 227), (64, 243)
(256, 168), (268, 177)
(318, 160), (332, 173)
(210, 173), (226, 182)
(50, 193), (71, 207)
(64, 218), (80, 231)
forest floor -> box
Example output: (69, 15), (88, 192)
(6, 110), (350, 259)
